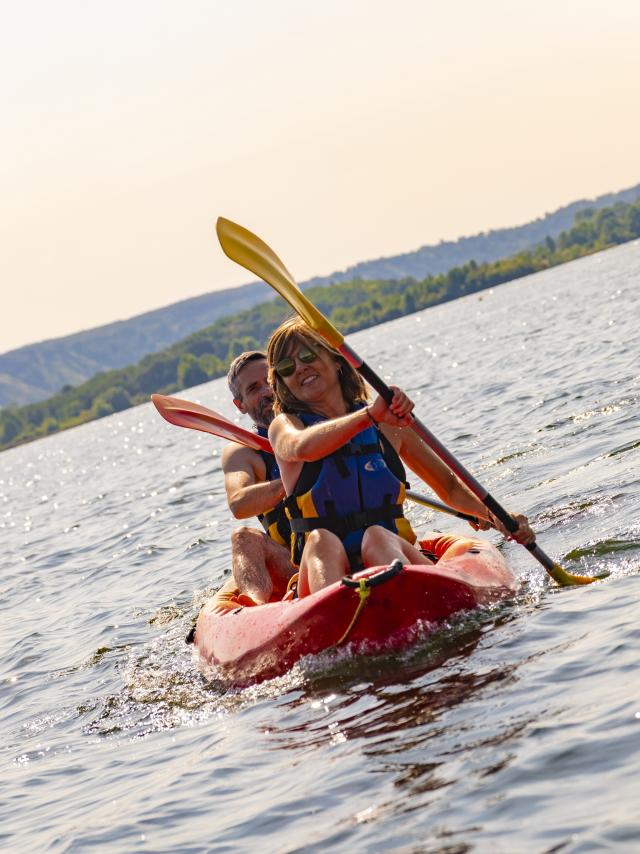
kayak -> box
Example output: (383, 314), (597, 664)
(193, 535), (517, 685)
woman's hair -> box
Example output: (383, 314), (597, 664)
(267, 317), (368, 415)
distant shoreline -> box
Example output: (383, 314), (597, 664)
(2, 197), (640, 453)
(4, 181), (640, 410)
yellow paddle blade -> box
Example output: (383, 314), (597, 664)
(216, 217), (345, 350)
(546, 562), (609, 586)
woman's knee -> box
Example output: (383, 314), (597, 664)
(304, 528), (343, 554)
(362, 525), (395, 552)
(299, 529), (349, 594)
(361, 526), (428, 567)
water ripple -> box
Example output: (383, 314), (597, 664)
(1, 242), (639, 851)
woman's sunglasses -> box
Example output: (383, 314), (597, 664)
(275, 347), (318, 378)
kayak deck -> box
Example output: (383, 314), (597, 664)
(194, 536), (517, 685)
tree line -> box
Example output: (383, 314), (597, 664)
(2, 198), (639, 451)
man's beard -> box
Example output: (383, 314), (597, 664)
(253, 396), (274, 428)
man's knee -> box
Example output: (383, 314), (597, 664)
(231, 526), (265, 551)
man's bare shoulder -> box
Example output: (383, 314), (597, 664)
(222, 441), (265, 475)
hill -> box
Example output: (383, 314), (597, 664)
(2, 181), (639, 408)
(306, 183), (640, 283)
(2, 196), (639, 452)
(0, 282), (270, 407)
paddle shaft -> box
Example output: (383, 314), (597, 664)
(339, 341), (565, 576)
(405, 490), (479, 524)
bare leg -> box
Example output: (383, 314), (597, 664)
(262, 534), (297, 598)
(231, 527), (294, 604)
(298, 529), (350, 597)
(361, 525), (435, 569)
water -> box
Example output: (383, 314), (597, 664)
(1, 242), (639, 852)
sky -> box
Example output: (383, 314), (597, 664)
(2, 0), (640, 353)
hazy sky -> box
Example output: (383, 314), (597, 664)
(3, 0), (639, 353)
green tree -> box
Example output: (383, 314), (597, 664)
(90, 396), (114, 419)
(40, 417), (59, 435)
(198, 354), (225, 377)
(101, 387), (132, 412)
(177, 354), (208, 388)
(226, 337), (260, 363)
(402, 291), (416, 314)
(0, 409), (25, 444)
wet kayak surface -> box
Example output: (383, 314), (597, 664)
(2, 241), (639, 851)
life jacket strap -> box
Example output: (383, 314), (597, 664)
(288, 503), (404, 536)
(333, 442), (379, 457)
(257, 497), (290, 547)
(259, 506), (281, 529)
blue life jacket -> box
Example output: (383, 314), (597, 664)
(254, 425), (290, 547)
(284, 407), (417, 567)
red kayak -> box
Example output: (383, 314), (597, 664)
(194, 535), (517, 685)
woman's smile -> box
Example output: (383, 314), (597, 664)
(299, 372), (319, 387)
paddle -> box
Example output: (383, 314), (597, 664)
(152, 393), (476, 523)
(151, 393), (271, 452)
(216, 216), (606, 587)
(405, 490), (479, 524)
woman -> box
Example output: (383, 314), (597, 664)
(267, 318), (534, 596)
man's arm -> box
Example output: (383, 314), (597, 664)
(221, 442), (286, 519)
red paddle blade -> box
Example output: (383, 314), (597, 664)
(151, 394), (272, 453)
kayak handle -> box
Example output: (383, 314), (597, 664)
(342, 559), (404, 589)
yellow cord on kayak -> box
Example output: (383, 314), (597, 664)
(335, 578), (371, 647)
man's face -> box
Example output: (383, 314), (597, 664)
(233, 359), (274, 428)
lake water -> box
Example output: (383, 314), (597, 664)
(1, 242), (639, 852)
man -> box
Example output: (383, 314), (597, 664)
(221, 351), (295, 604)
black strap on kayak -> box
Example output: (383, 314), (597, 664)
(341, 558), (404, 589)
